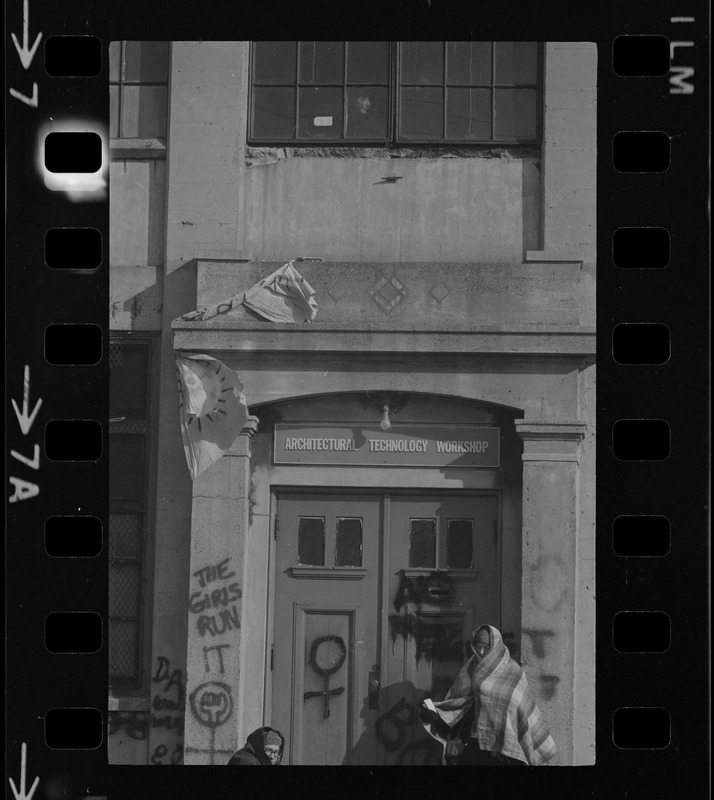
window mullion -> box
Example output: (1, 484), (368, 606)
(294, 44), (300, 139)
(442, 41), (447, 140)
(342, 46), (348, 140)
(392, 41), (399, 145)
(117, 41), (125, 139)
(491, 43), (496, 141)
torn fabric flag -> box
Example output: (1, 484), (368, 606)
(242, 260), (318, 323)
(175, 353), (249, 480)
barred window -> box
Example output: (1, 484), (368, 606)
(249, 42), (541, 145)
(109, 339), (152, 689)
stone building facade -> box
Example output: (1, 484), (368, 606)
(108, 40), (596, 766)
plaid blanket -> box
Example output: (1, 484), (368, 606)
(425, 626), (557, 766)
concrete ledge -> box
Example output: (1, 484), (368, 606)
(108, 694), (150, 712)
(192, 260), (591, 328)
(526, 250), (584, 263)
(516, 420), (587, 441)
(172, 322), (596, 356)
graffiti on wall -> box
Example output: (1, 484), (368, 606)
(389, 572), (470, 666)
(186, 558), (241, 764)
(374, 696), (440, 765)
(303, 635), (346, 720)
(190, 557), (242, 638)
(522, 627), (560, 701)
(150, 656), (185, 764)
(188, 681), (235, 765)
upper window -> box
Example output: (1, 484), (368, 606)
(109, 41), (169, 139)
(249, 41), (541, 145)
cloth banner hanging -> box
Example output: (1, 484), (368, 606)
(175, 353), (249, 480)
(180, 259), (320, 323)
(242, 260), (318, 323)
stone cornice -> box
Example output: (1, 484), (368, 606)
(172, 322), (596, 357)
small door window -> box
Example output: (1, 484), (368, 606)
(446, 519), (474, 568)
(335, 518), (363, 566)
(297, 517), (325, 565)
(409, 519), (436, 568)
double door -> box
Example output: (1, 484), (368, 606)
(270, 491), (499, 765)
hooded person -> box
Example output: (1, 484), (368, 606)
(419, 625), (557, 766)
(227, 727), (285, 765)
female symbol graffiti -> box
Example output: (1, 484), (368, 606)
(303, 635), (347, 720)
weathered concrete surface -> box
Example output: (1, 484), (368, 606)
(516, 420), (587, 766)
(148, 42), (249, 769)
(244, 156), (541, 263)
(543, 43), (597, 329)
(193, 260), (592, 328)
(574, 362), (596, 764)
(183, 424), (255, 765)
(110, 265), (162, 330)
(110, 159), (167, 269)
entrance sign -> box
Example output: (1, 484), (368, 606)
(274, 423), (500, 468)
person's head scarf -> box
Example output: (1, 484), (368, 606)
(246, 727), (284, 764)
(424, 625), (557, 765)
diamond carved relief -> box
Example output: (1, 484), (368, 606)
(328, 281), (347, 302)
(369, 276), (408, 314)
(430, 282), (450, 303)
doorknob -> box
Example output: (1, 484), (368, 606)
(368, 664), (381, 709)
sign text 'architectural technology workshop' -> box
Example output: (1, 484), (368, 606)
(274, 424), (500, 468)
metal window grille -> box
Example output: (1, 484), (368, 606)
(109, 338), (151, 689)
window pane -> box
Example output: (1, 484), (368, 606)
(409, 519), (436, 568)
(494, 88), (537, 140)
(109, 41), (121, 82)
(299, 42), (344, 84)
(123, 41), (169, 83)
(401, 42), (444, 85)
(109, 85), (120, 138)
(446, 519), (473, 568)
(253, 41), (296, 84)
(494, 42), (538, 85)
(447, 42), (492, 85)
(109, 514), (141, 559)
(252, 86), (296, 139)
(298, 86), (343, 139)
(110, 440), (146, 502)
(446, 88), (491, 139)
(298, 517), (325, 565)
(121, 85), (167, 138)
(347, 42), (389, 84)
(335, 518), (363, 566)
(399, 87), (443, 140)
(109, 619), (138, 680)
(109, 564), (139, 616)
(346, 87), (389, 139)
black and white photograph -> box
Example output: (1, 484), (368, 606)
(107, 40), (597, 766)
(5, 0), (712, 792)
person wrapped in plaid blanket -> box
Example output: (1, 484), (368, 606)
(419, 625), (557, 766)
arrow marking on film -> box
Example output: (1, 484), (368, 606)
(8, 743), (40, 800)
(12, 365), (43, 435)
(11, 0), (42, 69)
(9, 83), (38, 108)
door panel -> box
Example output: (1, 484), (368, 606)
(272, 492), (500, 765)
(273, 494), (381, 765)
(384, 495), (499, 765)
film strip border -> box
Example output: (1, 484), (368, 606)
(5, 14), (709, 800)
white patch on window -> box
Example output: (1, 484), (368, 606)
(313, 116), (333, 127)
